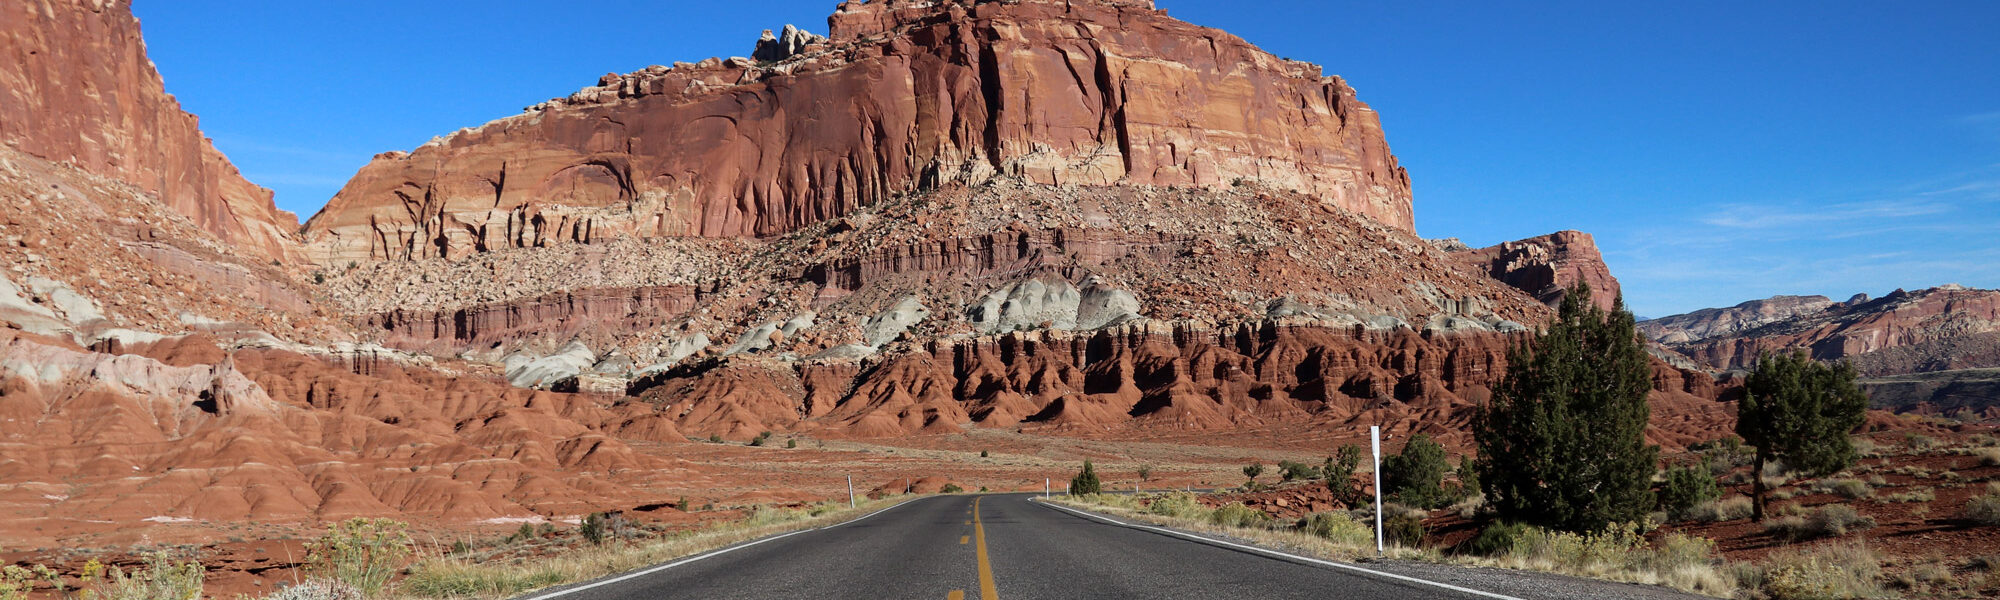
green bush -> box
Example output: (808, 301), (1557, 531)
(1324, 445), (1365, 507)
(941, 483), (965, 494)
(1299, 511), (1373, 546)
(1462, 521), (1532, 556)
(1071, 460), (1102, 495)
(1209, 503), (1270, 528)
(1659, 462), (1721, 521)
(1383, 433), (1452, 509)
(1242, 463), (1265, 484)
(580, 511), (633, 545)
(787, 438), (798, 449)
(1278, 460), (1318, 482)
(306, 517), (414, 596)
(88, 552), (205, 600)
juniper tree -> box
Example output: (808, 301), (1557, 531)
(1383, 433), (1452, 509)
(1325, 445), (1365, 507)
(1474, 283), (1659, 533)
(1071, 460), (1102, 495)
(1736, 350), (1869, 522)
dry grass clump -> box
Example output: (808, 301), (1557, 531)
(1471, 523), (1736, 596)
(1876, 486), (1935, 504)
(1976, 447), (2000, 467)
(1763, 504), (1876, 542)
(1963, 482), (2000, 526)
(1742, 542), (1884, 600)
(1686, 496), (1753, 522)
(1815, 478), (1873, 499)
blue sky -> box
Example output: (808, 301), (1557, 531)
(131, 1), (2000, 317)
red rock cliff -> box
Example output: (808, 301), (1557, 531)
(300, 0), (1414, 264)
(1457, 230), (1622, 313)
(0, 0), (298, 261)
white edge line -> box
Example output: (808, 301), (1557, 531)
(517, 497), (923, 600)
(1035, 499), (1526, 600)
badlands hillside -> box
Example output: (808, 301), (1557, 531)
(0, 0), (1792, 556)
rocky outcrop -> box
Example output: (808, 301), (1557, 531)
(1658, 286), (2000, 376)
(300, 0), (1413, 264)
(0, 0), (298, 261)
(1638, 294), (1841, 344)
(1456, 230), (1621, 312)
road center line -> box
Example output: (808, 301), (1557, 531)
(1036, 500), (1525, 600)
(974, 496), (1000, 600)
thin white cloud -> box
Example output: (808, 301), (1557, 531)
(1699, 199), (1953, 229)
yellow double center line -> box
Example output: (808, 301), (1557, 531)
(951, 497), (1000, 600)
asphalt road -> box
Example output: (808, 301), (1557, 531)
(518, 493), (1696, 600)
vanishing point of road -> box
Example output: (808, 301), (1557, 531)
(514, 493), (1705, 600)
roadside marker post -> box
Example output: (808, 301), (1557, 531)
(1044, 477), (1050, 499)
(847, 475), (855, 509)
(1371, 425), (1383, 556)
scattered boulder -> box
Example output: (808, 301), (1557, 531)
(751, 24), (825, 63)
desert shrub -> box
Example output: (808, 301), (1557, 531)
(579, 511), (634, 545)
(786, 438), (797, 449)
(1687, 495), (1754, 523)
(1506, 523), (1646, 574)
(1765, 504), (1876, 541)
(1851, 436), (1881, 458)
(1878, 487), (1935, 503)
(1070, 460), (1102, 495)
(1278, 459), (1318, 482)
(307, 518), (413, 597)
(707, 434), (722, 443)
(1299, 511), (1373, 546)
(746, 505), (806, 526)
(1659, 462), (1722, 521)
(1977, 447), (2000, 467)
(1324, 445), (1365, 507)
(0, 565), (44, 600)
(1759, 542), (1883, 600)
(1384, 512), (1426, 548)
(1971, 434), (1999, 447)
(1905, 433), (1939, 453)
(1772, 488), (1798, 500)
(1145, 492), (1209, 520)
(1209, 503), (1270, 528)
(1242, 463), (1265, 484)
(1383, 433), (1452, 509)
(1864, 474), (1886, 486)
(1136, 464), (1152, 481)
(267, 578), (363, 600)
(1461, 521), (1532, 556)
(1963, 484), (2000, 526)
(941, 483), (964, 494)
(1817, 478), (1873, 499)
(88, 552), (205, 600)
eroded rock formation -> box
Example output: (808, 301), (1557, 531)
(1455, 230), (1621, 312)
(300, 0), (1413, 264)
(1654, 286), (2000, 376)
(0, 0), (298, 261)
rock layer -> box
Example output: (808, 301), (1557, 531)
(0, 0), (297, 261)
(1655, 286), (2000, 376)
(300, 0), (1413, 264)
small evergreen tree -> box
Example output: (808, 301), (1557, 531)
(1383, 433), (1452, 509)
(1737, 350), (1869, 522)
(1325, 445), (1365, 507)
(1475, 283), (1659, 533)
(1659, 460), (1721, 521)
(1452, 456), (1480, 501)
(1071, 460), (1102, 495)
(1242, 463), (1265, 486)
(1137, 464), (1153, 482)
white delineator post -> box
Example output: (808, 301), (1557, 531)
(1371, 425), (1384, 556)
(1045, 478), (1051, 499)
(847, 475), (856, 509)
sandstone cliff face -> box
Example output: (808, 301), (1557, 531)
(1455, 230), (1621, 313)
(300, 0), (1412, 264)
(1658, 286), (2000, 376)
(0, 0), (297, 261)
